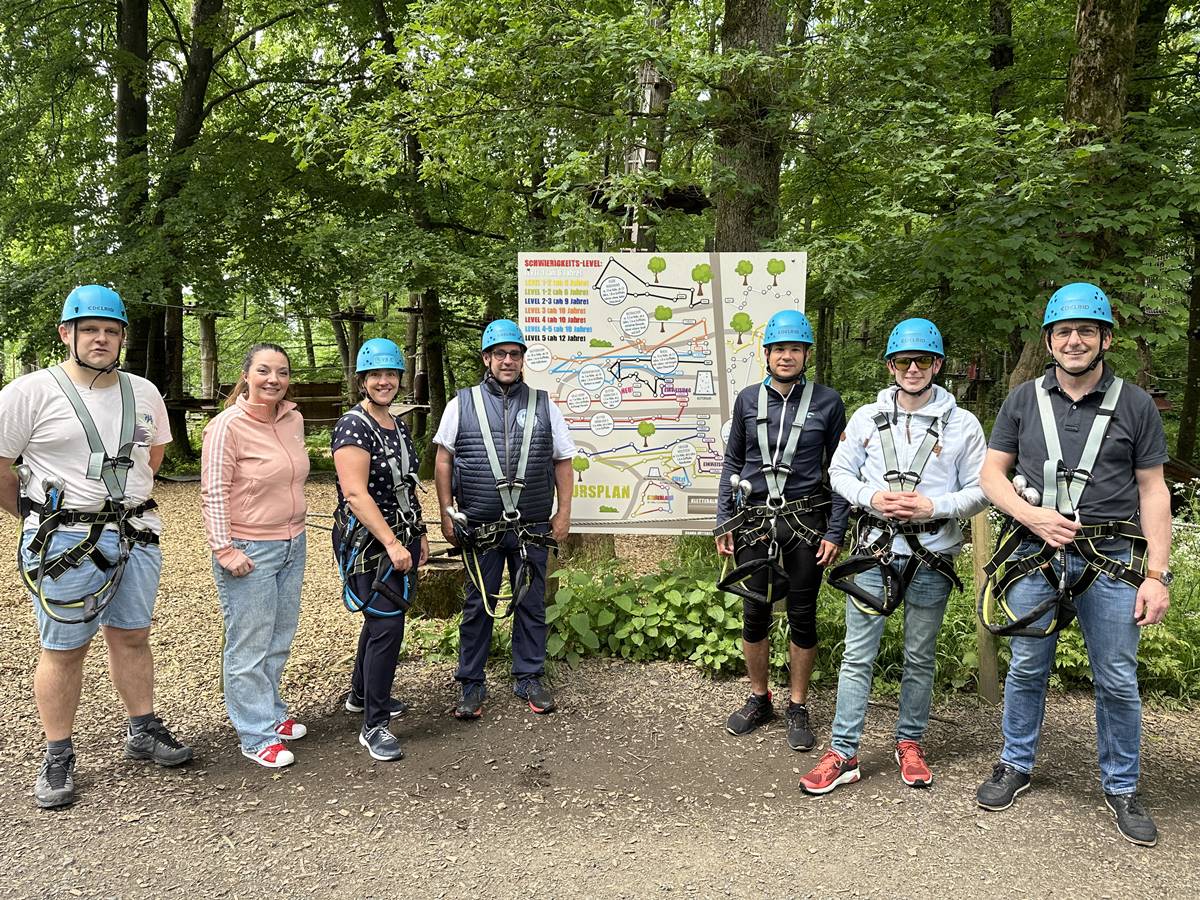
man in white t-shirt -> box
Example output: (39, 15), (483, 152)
(433, 319), (576, 718)
(0, 285), (192, 810)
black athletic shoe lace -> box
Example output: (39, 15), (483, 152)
(144, 718), (184, 750)
(41, 754), (72, 789)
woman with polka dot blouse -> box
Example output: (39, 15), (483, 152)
(331, 339), (428, 762)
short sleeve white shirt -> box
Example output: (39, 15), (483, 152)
(0, 368), (171, 533)
(434, 391), (577, 459)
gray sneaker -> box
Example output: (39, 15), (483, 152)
(124, 717), (193, 767)
(1105, 792), (1158, 847)
(359, 724), (404, 761)
(34, 751), (76, 809)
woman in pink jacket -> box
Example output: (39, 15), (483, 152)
(201, 343), (310, 768)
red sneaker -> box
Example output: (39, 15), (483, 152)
(896, 740), (932, 787)
(275, 718), (307, 740)
(799, 750), (860, 795)
(242, 742), (295, 768)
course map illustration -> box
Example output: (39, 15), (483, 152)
(519, 251), (807, 534)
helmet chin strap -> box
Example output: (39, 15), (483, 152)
(896, 381), (932, 397)
(70, 325), (122, 387)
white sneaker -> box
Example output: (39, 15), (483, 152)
(242, 742), (295, 768)
(275, 718), (307, 740)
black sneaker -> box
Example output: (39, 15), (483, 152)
(514, 677), (556, 714)
(976, 762), (1031, 811)
(786, 702), (815, 751)
(454, 682), (487, 720)
(359, 724), (404, 762)
(1105, 792), (1158, 847)
(726, 691), (774, 735)
(124, 717), (193, 767)
(344, 691), (408, 718)
(34, 751), (76, 809)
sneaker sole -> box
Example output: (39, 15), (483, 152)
(1105, 798), (1158, 847)
(358, 732), (404, 762)
(124, 748), (194, 767)
(977, 780), (1029, 811)
(787, 735), (816, 752)
(800, 767), (861, 796)
(35, 791), (76, 809)
(523, 699), (556, 714)
(726, 716), (774, 736)
(895, 751), (933, 788)
(454, 707), (483, 720)
(241, 749), (294, 769)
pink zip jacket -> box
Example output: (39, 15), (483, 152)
(201, 396), (310, 567)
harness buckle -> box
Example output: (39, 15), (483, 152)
(502, 509), (522, 523)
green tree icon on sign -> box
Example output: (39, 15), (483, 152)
(572, 455), (590, 482)
(637, 420), (657, 447)
(767, 258), (786, 286)
(691, 263), (712, 297)
(647, 256), (667, 284)
(730, 312), (753, 344)
(654, 305), (673, 332)
(735, 259), (753, 285)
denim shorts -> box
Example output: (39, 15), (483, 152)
(21, 528), (162, 651)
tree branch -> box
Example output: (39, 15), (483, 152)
(202, 74), (366, 120)
(156, 0), (188, 62)
(212, 4), (331, 67)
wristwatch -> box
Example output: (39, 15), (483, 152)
(1146, 569), (1174, 587)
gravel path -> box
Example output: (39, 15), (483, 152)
(0, 481), (1197, 898)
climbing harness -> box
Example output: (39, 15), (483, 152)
(334, 406), (426, 617)
(715, 379), (828, 605)
(16, 367), (158, 625)
(978, 376), (1148, 637)
(454, 384), (558, 619)
(827, 405), (960, 616)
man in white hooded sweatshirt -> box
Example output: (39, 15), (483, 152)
(799, 318), (988, 795)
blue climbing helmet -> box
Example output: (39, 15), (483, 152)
(60, 285), (128, 325)
(481, 318), (526, 352)
(886, 318), (944, 358)
(1042, 282), (1114, 328)
(762, 309), (814, 347)
(356, 338), (405, 373)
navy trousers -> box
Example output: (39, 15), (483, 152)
(455, 527), (549, 686)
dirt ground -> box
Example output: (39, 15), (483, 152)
(0, 480), (1197, 899)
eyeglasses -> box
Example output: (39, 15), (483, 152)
(1050, 325), (1101, 341)
(891, 355), (935, 371)
(488, 348), (525, 360)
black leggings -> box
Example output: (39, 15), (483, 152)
(333, 526), (419, 728)
(737, 514), (824, 649)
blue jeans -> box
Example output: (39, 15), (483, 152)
(211, 533), (306, 753)
(1000, 541), (1142, 794)
(831, 560), (953, 759)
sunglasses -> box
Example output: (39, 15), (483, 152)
(891, 355), (935, 371)
(488, 348), (525, 360)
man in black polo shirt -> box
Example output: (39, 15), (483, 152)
(975, 283), (1172, 847)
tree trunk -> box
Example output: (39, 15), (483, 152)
(419, 289), (447, 479)
(198, 313), (218, 399)
(301, 317), (317, 369)
(1064, 0), (1141, 134)
(327, 297), (352, 400)
(1178, 218), (1200, 464)
(711, 0), (789, 251)
(1008, 332), (1047, 390)
(989, 0), (1014, 115)
(404, 298), (420, 393)
(114, 0), (154, 379)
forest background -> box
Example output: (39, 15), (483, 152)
(2, 0), (1199, 694)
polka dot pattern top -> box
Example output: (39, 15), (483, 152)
(331, 408), (421, 516)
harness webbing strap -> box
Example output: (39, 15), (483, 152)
(471, 384), (538, 518)
(345, 406), (416, 519)
(831, 405), (957, 616)
(756, 379), (814, 504)
(49, 365), (135, 503)
(1035, 377), (1123, 515)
